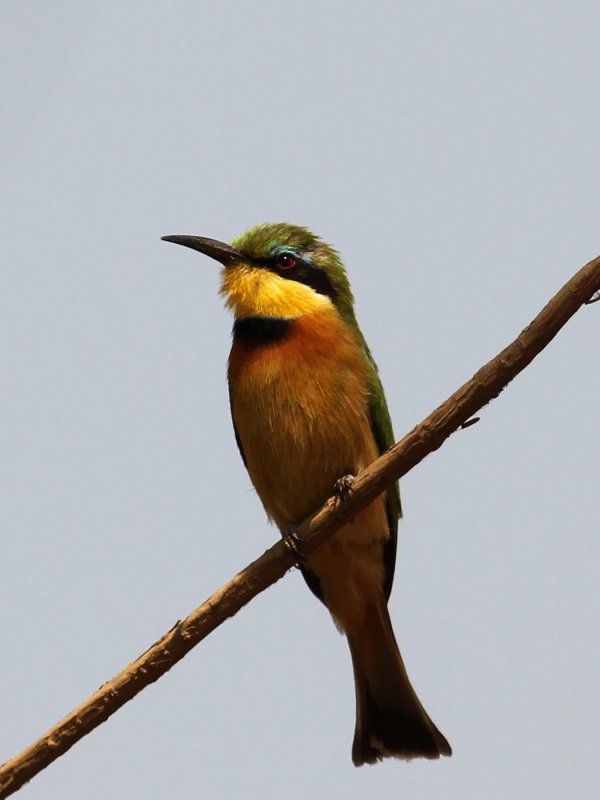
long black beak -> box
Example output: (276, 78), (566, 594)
(161, 235), (248, 266)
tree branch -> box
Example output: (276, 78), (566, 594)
(1, 254), (599, 798)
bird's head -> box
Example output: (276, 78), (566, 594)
(162, 222), (355, 323)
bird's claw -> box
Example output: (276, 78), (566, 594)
(281, 525), (307, 567)
(334, 474), (356, 502)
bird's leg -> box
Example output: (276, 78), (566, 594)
(334, 474), (356, 502)
(281, 524), (307, 567)
(282, 475), (356, 566)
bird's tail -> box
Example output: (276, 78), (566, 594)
(348, 600), (451, 766)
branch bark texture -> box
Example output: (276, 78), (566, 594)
(1, 254), (599, 798)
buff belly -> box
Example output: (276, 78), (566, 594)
(228, 309), (391, 633)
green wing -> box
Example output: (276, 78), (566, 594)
(364, 346), (402, 602)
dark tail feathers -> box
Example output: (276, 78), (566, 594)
(348, 601), (451, 766)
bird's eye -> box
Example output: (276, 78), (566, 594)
(276, 252), (297, 270)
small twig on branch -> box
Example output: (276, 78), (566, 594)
(1, 254), (599, 799)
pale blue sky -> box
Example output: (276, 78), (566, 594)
(2, 2), (599, 798)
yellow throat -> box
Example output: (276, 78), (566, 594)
(220, 263), (332, 319)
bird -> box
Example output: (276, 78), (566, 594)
(162, 222), (451, 765)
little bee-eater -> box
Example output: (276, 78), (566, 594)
(162, 223), (451, 765)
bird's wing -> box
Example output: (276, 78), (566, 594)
(366, 361), (402, 601)
(228, 386), (248, 468)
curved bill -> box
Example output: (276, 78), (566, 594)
(161, 235), (247, 266)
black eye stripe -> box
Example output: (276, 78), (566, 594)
(252, 255), (336, 299)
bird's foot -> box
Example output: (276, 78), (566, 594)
(334, 474), (356, 502)
(281, 524), (307, 568)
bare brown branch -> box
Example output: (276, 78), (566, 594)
(1, 254), (599, 798)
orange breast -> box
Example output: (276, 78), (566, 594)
(228, 307), (378, 527)
(229, 306), (393, 631)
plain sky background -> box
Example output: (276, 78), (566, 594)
(2, 2), (599, 798)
